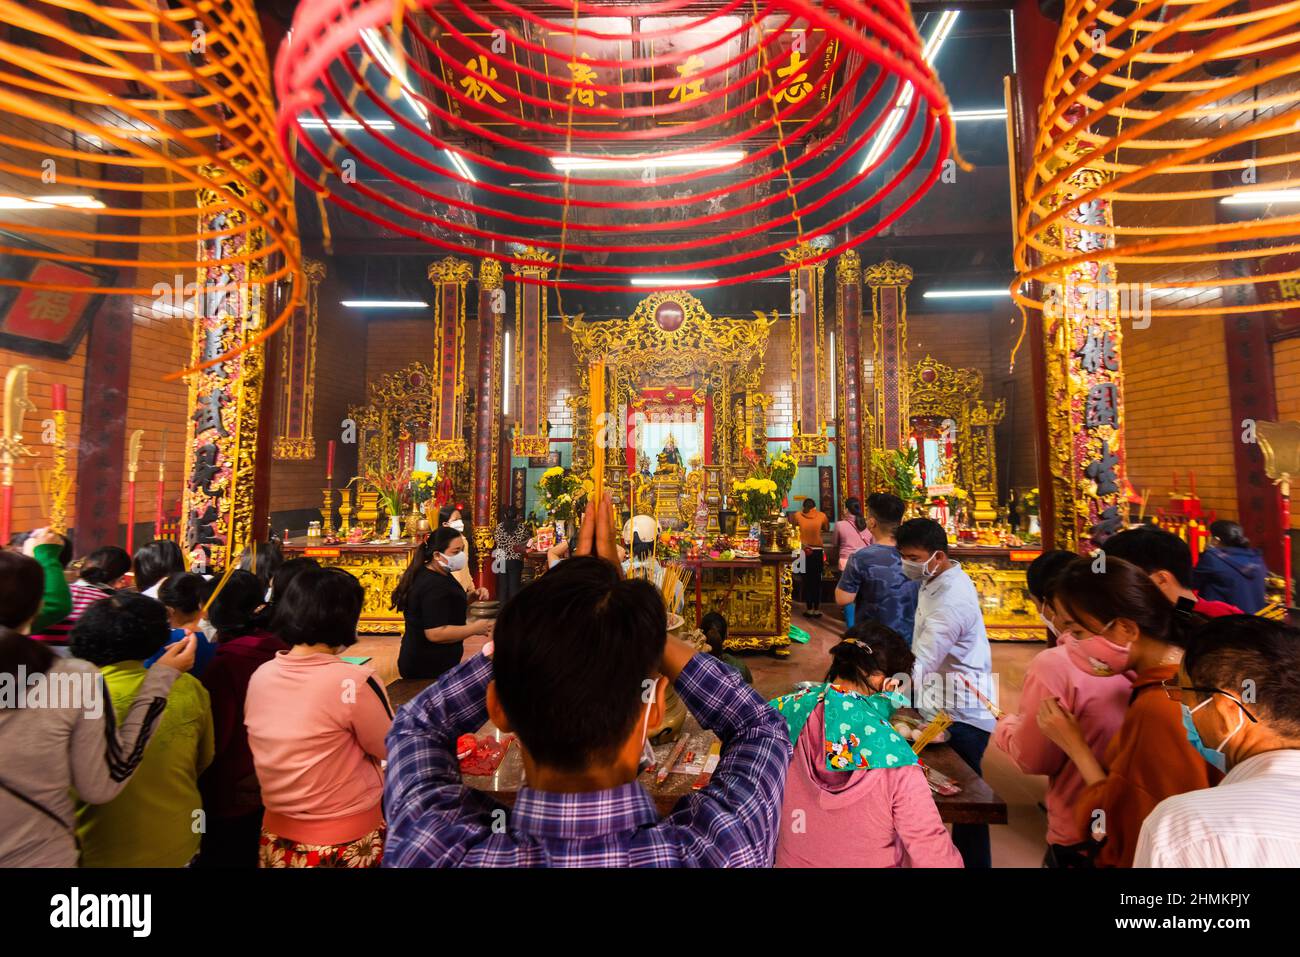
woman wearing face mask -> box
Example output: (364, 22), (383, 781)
(439, 505), (488, 601)
(392, 526), (493, 680)
(770, 623), (961, 868)
(1036, 557), (1220, 868)
(992, 553), (1130, 867)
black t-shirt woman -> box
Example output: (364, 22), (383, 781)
(391, 526), (492, 680)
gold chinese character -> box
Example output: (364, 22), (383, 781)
(566, 54), (605, 108)
(669, 55), (706, 103)
(460, 54), (507, 105)
(25, 290), (72, 324)
(770, 49), (812, 105)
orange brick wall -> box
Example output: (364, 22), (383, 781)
(1123, 315), (1238, 520)
(1273, 337), (1300, 528)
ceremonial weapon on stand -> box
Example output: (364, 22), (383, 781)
(1, 365), (37, 543)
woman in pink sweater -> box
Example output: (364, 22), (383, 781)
(993, 551), (1128, 866)
(771, 624), (961, 868)
(245, 566), (393, 868)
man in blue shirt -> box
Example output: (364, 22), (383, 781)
(382, 494), (791, 867)
(834, 492), (919, 641)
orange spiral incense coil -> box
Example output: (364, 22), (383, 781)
(1014, 0), (1300, 321)
(0, 0), (301, 378)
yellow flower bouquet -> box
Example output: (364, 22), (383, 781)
(731, 476), (778, 526)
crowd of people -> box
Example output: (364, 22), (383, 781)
(1, 498), (1297, 869)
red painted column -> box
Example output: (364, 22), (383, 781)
(1012, 0), (1063, 548)
(472, 258), (505, 594)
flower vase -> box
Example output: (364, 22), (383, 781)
(749, 521), (761, 543)
(389, 515), (401, 541)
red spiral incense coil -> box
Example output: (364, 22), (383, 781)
(275, 0), (956, 291)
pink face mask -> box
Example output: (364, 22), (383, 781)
(1059, 622), (1131, 677)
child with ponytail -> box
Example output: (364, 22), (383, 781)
(769, 622), (961, 868)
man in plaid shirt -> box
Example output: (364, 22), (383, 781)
(383, 495), (791, 867)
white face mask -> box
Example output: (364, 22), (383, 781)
(1039, 611), (1059, 637)
(447, 519), (465, 532)
(440, 550), (468, 573)
(901, 551), (938, 581)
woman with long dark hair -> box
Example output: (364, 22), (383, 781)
(1036, 556), (1220, 867)
(437, 503), (487, 600)
(196, 570), (288, 868)
(770, 622), (960, 867)
(0, 551), (196, 867)
(392, 526), (492, 680)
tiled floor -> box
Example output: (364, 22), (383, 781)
(354, 606), (1051, 867)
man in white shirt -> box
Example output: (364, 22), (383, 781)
(1136, 616), (1300, 867)
(897, 517), (996, 868)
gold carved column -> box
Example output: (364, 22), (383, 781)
(427, 257), (472, 462)
(866, 260), (913, 473)
(784, 241), (828, 457)
(835, 250), (867, 505)
(273, 257), (324, 460)
(512, 247), (554, 458)
(471, 259), (505, 582)
(182, 164), (267, 571)
(1042, 141), (1127, 551)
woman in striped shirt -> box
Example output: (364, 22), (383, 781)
(33, 545), (132, 652)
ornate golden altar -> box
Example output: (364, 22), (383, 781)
(688, 554), (796, 656)
(282, 538), (415, 635)
(565, 291), (775, 501)
(950, 545), (1047, 641)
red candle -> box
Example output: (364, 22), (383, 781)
(51, 384), (66, 412)
(326, 439), (336, 478)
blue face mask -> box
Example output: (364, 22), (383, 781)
(1180, 701), (1239, 774)
(875, 688), (910, 714)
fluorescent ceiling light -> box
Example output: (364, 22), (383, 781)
(0, 194), (105, 210)
(1221, 189), (1300, 205)
(361, 28), (429, 125)
(444, 148), (478, 183)
(951, 108), (1006, 122)
(502, 330), (512, 415)
(860, 10), (960, 173)
(340, 300), (429, 309)
(551, 151), (744, 173)
(923, 288), (1011, 298)
(299, 117), (396, 131)
(629, 276), (716, 287)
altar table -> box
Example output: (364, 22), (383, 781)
(453, 714), (1005, 826)
(282, 538), (417, 635)
(949, 545), (1046, 642)
(684, 554), (796, 657)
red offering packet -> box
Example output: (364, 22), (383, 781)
(459, 735), (514, 776)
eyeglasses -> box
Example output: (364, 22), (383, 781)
(1160, 679), (1259, 723)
